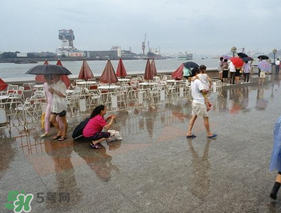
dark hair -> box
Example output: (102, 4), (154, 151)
(192, 67), (200, 75)
(199, 65), (206, 71)
(44, 74), (52, 80)
(224, 59), (228, 62)
(220, 57), (223, 60)
(90, 105), (105, 118)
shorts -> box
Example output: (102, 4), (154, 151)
(235, 69), (241, 76)
(192, 102), (208, 118)
(260, 71), (266, 78)
(219, 71), (223, 74)
(88, 132), (110, 141)
(222, 70), (228, 78)
(51, 110), (66, 117)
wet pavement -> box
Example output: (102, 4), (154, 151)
(1, 75), (281, 212)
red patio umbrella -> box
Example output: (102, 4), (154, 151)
(56, 59), (71, 88)
(0, 78), (8, 91)
(78, 59), (94, 80)
(172, 64), (184, 80)
(99, 60), (118, 84)
(116, 58), (127, 78)
(35, 60), (49, 82)
(144, 58), (153, 80)
(150, 58), (157, 76)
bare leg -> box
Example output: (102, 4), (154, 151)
(50, 114), (62, 137)
(203, 117), (213, 136)
(59, 116), (68, 138)
(187, 115), (197, 136)
(92, 137), (106, 145)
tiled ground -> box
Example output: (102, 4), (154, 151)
(1, 74), (281, 213)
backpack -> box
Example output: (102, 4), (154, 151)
(72, 118), (90, 139)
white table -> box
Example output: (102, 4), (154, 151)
(0, 95), (9, 100)
(118, 78), (130, 82)
(138, 82), (158, 86)
(76, 81), (97, 85)
(34, 84), (44, 89)
(98, 85), (121, 90)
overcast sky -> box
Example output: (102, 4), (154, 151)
(1, 0), (281, 55)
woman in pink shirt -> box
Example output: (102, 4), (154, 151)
(83, 105), (117, 149)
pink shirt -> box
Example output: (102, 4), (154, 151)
(83, 114), (107, 137)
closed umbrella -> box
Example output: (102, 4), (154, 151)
(150, 58), (157, 76)
(116, 58), (127, 78)
(0, 78), (7, 91)
(78, 59), (94, 80)
(35, 60), (48, 82)
(99, 60), (118, 84)
(172, 64), (184, 80)
(144, 58), (153, 80)
(56, 59), (71, 88)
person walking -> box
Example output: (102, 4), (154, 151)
(49, 74), (68, 141)
(40, 75), (63, 138)
(242, 61), (251, 83)
(186, 65), (217, 138)
(269, 116), (281, 200)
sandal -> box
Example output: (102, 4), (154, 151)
(90, 142), (101, 149)
(53, 135), (62, 140)
(58, 136), (67, 141)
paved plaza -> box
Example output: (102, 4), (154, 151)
(1, 75), (281, 213)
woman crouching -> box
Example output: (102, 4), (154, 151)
(83, 105), (117, 149)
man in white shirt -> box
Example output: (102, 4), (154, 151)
(229, 61), (236, 84)
(276, 58), (280, 74)
(186, 65), (217, 138)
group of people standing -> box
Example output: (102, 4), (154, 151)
(218, 57), (253, 84)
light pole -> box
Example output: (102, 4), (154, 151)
(273, 49), (277, 64)
(231, 46), (237, 57)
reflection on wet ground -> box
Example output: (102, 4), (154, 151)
(1, 75), (281, 212)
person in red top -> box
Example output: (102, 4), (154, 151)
(83, 105), (117, 149)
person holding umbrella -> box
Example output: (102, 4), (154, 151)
(49, 74), (68, 141)
(40, 75), (63, 138)
(242, 61), (251, 83)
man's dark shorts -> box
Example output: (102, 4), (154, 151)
(51, 110), (66, 117)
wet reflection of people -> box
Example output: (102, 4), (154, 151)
(44, 140), (82, 208)
(73, 143), (119, 182)
(255, 86), (268, 111)
(188, 139), (211, 199)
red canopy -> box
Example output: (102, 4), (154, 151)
(56, 59), (71, 88)
(78, 59), (94, 80)
(35, 60), (49, 82)
(150, 58), (157, 76)
(116, 58), (127, 77)
(172, 64), (184, 80)
(144, 58), (153, 80)
(0, 78), (8, 91)
(99, 60), (118, 84)
(231, 57), (244, 68)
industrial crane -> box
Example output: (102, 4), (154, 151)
(142, 33), (146, 56)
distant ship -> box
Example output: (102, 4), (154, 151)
(147, 48), (166, 59)
(178, 52), (193, 60)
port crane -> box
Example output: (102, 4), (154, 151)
(142, 33), (146, 56)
